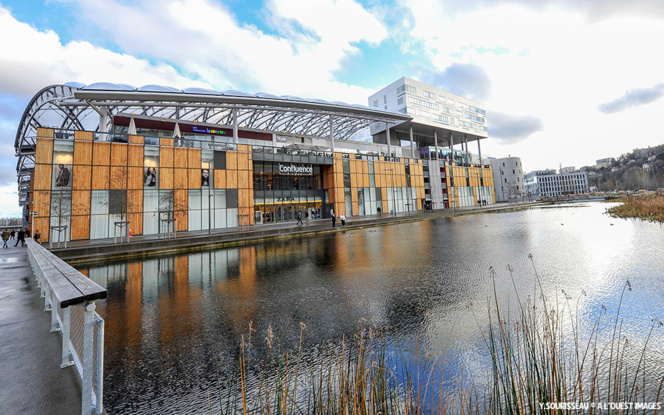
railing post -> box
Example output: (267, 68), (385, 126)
(60, 307), (74, 368)
(49, 291), (58, 332)
(94, 316), (105, 414)
(82, 301), (96, 415)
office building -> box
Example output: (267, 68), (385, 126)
(490, 157), (525, 202)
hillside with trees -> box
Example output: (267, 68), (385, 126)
(583, 144), (664, 192)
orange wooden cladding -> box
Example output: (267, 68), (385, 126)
(70, 216), (90, 240)
(36, 128), (54, 139)
(128, 191), (143, 213)
(93, 142), (110, 165)
(128, 135), (143, 144)
(74, 141), (93, 165)
(128, 167), (143, 190)
(35, 138), (54, 165)
(189, 169), (201, 189)
(174, 148), (188, 169)
(226, 170), (238, 188)
(74, 131), (93, 141)
(33, 164), (52, 190)
(174, 168), (188, 189)
(227, 152), (237, 170)
(34, 217), (51, 243)
(160, 147), (174, 168)
(71, 190), (91, 216)
(237, 152), (249, 170)
(92, 166), (110, 189)
(127, 145), (144, 166)
(160, 168), (173, 189)
(109, 167), (129, 189)
(127, 213), (143, 236)
(188, 149), (201, 167)
(214, 170), (226, 188)
(160, 138), (174, 147)
(237, 171), (248, 189)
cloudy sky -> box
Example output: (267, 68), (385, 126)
(1, 0), (664, 217)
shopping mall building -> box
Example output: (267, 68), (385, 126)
(14, 79), (494, 242)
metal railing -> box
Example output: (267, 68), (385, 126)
(27, 241), (106, 415)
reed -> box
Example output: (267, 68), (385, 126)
(209, 255), (663, 414)
(607, 193), (664, 223)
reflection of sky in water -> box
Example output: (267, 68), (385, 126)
(80, 202), (664, 413)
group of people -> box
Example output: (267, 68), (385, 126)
(477, 199), (488, 206)
(1, 228), (40, 248)
(329, 209), (346, 228)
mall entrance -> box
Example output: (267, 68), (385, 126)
(254, 201), (323, 224)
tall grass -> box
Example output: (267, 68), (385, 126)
(209, 255), (663, 414)
(607, 193), (664, 223)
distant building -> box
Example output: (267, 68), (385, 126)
(596, 157), (614, 169)
(490, 157), (525, 202)
(560, 166), (576, 174)
(525, 170), (589, 199)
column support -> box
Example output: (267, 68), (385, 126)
(434, 131), (439, 161)
(329, 115), (335, 151)
(385, 122), (391, 158)
(477, 138), (483, 166)
(233, 109), (239, 144)
(409, 126), (414, 159)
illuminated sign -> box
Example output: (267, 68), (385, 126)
(278, 163), (313, 175)
(192, 126), (228, 135)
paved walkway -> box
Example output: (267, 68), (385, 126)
(0, 201), (543, 413)
(0, 243), (81, 414)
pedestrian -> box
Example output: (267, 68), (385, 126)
(331, 212), (336, 228)
(377, 206), (382, 215)
(9, 229), (15, 240)
(15, 228), (26, 247)
(2, 229), (9, 248)
(296, 211), (303, 226)
(33, 229), (41, 245)
(305, 210), (309, 225)
(340, 214), (346, 227)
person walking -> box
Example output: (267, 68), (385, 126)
(15, 228), (26, 247)
(33, 229), (41, 245)
(340, 214), (346, 227)
(331, 212), (336, 228)
(2, 229), (9, 248)
(9, 229), (15, 240)
(305, 210), (309, 225)
(296, 211), (303, 226)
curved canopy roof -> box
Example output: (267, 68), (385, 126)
(14, 83), (411, 205)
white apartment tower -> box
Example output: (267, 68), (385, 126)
(491, 157), (526, 202)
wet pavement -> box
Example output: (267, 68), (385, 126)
(0, 243), (81, 414)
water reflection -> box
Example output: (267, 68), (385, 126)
(80, 203), (664, 413)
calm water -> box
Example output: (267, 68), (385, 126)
(81, 203), (664, 413)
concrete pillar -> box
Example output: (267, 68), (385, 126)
(477, 138), (483, 166)
(434, 130), (439, 160)
(409, 126), (414, 159)
(329, 115), (335, 151)
(98, 109), (108, 133)
(449, 133), (454, 164)
(385, 122), (391, 158)
(233, 109), (239, 144)
(464, 135), (469, 165)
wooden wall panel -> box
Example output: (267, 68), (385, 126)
(174, 168), (188, 189)
(128, 145), (144, 166)
(33, 164), (52, 190)
(73, 165), (91, 190)
(160, 138), (174, 147)
(92, 166), (110, 189)
(174, 148), (188, 169)
(111, 143), (128, 166)
(237, 171), (248, 189)
(33, 191), (50, 222)
(350, 173), (357, 188)
(188, 169), (200, 189)
(128, 191), (143, 213)
(160, 147), (174, 168)
(160, 168), (173, 189)
(238, 189), (251, 208)
(238, 153), (248, 170)
(127, 213), (143, 236)
(74, 141), (92, 165)
(74, 131), (93, 141)
(226, 170), (238, 188)
(34, 217), (51, 243)
(175, 211), (188, 232)
(37, 128), (54, 139)
(128, 167), (143, 190)
(352, 202), (359, 216)
(72, 190), (91, 216)
(109, 167), (129, 189)
(36, 138), (54, 164)
(227, 152), (237, 170)
(93, 142), (111, 165)
(70, 216), (90, 240)
(188, 149), (202, 167)
(214, 170), (226, 189)
(128, 135), (143, 144)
